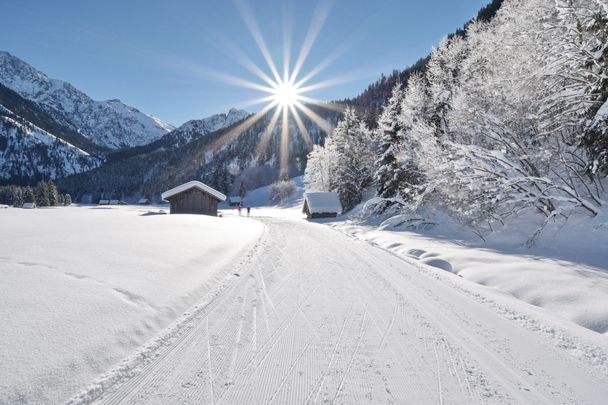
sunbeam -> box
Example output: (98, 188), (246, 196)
(210, 0), (346, 177)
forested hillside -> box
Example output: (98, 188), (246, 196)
(343, 0), (504, 125)
(306, 0), (608, 242)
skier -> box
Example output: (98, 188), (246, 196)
(237, 204), (242, 216)
(246, 206), (251, 217)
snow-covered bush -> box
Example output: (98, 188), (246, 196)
(268, 180), (295, 202)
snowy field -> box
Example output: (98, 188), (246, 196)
(2, 181), (608, 404)
(0, 205), (262, 404)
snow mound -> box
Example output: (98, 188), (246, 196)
(420, 257), (454, 272)
(0, 205), (263, 404)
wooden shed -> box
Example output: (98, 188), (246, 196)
(161, 181), (226, 216)
(302, 192), (342, 218)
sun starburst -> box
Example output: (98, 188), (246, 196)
(208, 0), (350, 178)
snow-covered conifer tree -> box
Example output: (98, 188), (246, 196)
(375, 83), (406, 198)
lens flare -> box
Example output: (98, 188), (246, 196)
(210, 0), (348, 177)
(273, 80), (300, 107)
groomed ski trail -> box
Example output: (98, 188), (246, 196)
(69, 217), (608, 405)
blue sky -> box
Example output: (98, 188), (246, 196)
(1, 0), (489, 126)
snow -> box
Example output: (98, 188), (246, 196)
(67, 206), (608, 405)
(161, 181), (226, 202)
(303, 192), (343, 214)
(329, 206), (608, 336)
(0, 205), (263, 404)
(0, 113), (100, 180)
(0, 51), (173, 149)
(2, 180), (608, 404)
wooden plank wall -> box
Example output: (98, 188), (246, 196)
(169, 189), (218, 216)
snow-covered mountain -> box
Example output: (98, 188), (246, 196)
(160, 108), (249, 148)
(0, 51), (173, 149)
(0, 105), (100, 182)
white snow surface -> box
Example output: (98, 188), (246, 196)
(303, 191), (343, 214)
(0, 206), (262, 404)
(0, 111), (100, 179)
(161, 108), (249, 148)
(3, 179), (608, 404)
(161, 180), (226, 202)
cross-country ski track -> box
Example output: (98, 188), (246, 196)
(68, 216), (608, 405)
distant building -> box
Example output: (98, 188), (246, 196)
(98, 199), (110, 205)
(302, 192), (342, 218)
(138, 198), (151, 205)
(22, 202), (36, 209)
(228, 196), (243, 207)
(161, 181), (226, 216)
(109, 199), (119, 205)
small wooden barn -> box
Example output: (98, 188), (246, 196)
(161, 181), (226, 216)
(302, 192), (342, 218)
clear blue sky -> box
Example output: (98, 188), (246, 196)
(1, 0), (489, 126)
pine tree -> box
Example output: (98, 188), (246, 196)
(332, 108), (376, 211)
(35, 181), (50, 207)
(23, 186), (35, 204)
(13, 187), (23, 208)
(64, 194), (72, 206)
(375, 83), (406, 198)
(47, 180), (59, 206)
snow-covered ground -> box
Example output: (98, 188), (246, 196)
(2, 180), (608, 404)
(68, 212), (608, 405)
(0, 205), (262, 404)
(329, 206), (608, 337)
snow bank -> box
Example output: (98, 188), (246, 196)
(334, 212), (608, 336)
(0, 205), (262, 404)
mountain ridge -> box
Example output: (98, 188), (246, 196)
(0, 51), (173, 149)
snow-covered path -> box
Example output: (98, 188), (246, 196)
(72, 217), (608, 405)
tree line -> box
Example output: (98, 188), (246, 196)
(305, 0), (607, 242)
(0, 180), (72, 207)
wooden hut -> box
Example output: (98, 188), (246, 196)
(302, 192), (342, 218)
(161, 181), (226, 216)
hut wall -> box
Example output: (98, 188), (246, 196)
(169, 189), (219, 216)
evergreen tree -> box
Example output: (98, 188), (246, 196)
(35, 181), (50, 207)
(47, 180), (59, 206)
(375, 83), (406, 198)
(64, 194), (72, 206)
(23, 186), (35, 204)
(13, 187), (23, 208)
(332, 108), (376, 211)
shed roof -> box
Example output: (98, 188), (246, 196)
(161, 181), (226, 202)
(303, 192), (342, 214)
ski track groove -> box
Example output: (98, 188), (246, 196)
(67, 217), (608, 405)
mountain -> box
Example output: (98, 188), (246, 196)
(0, 51), (173, 149)
(58, 105), (341, 202)
(0, 104), (100, 184)
(159, 108), (249, 148)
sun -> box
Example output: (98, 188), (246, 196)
(273, 80), (300, 108)
(207, 0), (347, 178)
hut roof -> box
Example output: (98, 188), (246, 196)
(303, 192), (342, 214)
(161, 181), (226, 202)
